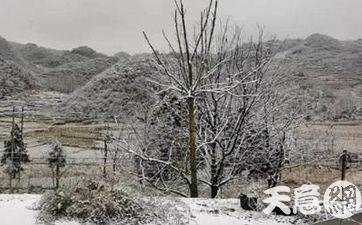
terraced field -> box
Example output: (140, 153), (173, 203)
(0, 91), (120, 191)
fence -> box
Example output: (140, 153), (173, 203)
(0, 146), (136, 192)
(2, 106), (362, 194)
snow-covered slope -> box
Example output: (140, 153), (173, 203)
(0, 194), (306, 225)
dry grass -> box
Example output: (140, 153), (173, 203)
(281, 164), (362, 194)
(26, 124), (104, 148)
(299, 121), (362, 153)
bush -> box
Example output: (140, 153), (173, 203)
(37, 180), (142, 224)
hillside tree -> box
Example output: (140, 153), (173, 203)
(115, 0), (303, 198)
(47, 140), (66, 189)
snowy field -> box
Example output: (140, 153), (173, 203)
(0, 194), (306, 225)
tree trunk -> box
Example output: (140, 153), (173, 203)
(51, 167), (55, 187)
(211, 185), (218, 198)
(210, 163), (219, 198)
(9, 175), (13, 193)
(188, 97), (198, 197)
(55, 164), (60, 189)
(210, 141), (218, 198)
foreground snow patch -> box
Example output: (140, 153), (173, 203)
(181, 198), (301, 225)
(0, 194), (78, 225)
(0, 194), (304, 225)
(0, 194), (39, 225)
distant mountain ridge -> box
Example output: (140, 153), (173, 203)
(0, 36), (120, 95)
(0, 36), (28, 66)
(61, 54), (158, 118)
(0, 33), (361, 121)
(273, 33), (362, 120)
(0, 56), (39, 99)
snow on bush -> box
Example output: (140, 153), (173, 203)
(36, 180), (142, 224)
(36, 179), (188, 225)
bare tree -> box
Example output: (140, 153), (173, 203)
(193, 27), (306, 197)
(142, 0), (222, 197)
(113, 0), (303, 198)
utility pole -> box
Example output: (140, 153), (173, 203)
(17, 106), (24, 182)
(11, 106), (15, 164)
(10, 106), (15, 191)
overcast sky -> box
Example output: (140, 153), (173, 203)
(1, 0), (362, 55)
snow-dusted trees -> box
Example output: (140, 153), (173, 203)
(1, 124), (29, 178)
(1, 107), (29, 185)
(116, 0), (302, 198)
(195, 32), (272, 197)
(142, 0), (221, 197)
(196, 41), (303, 197)
(47, 140), (66, 189)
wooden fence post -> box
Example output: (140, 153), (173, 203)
(340, 149), (350, 181)
(103, 140), (108, 178)
(113, 147), (118, 175)
(55, 163), (60, 189)
(21, 106), (24, 132)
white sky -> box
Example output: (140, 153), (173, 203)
(0, 0), (361, 55)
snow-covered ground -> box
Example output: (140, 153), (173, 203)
(0, 194), (306, 225)
(181, 198), (305, 225)
(0, 195), (78, 225)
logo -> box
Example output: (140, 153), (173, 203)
(263, 180), (361, 219)
(323, 181), (361, 219)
